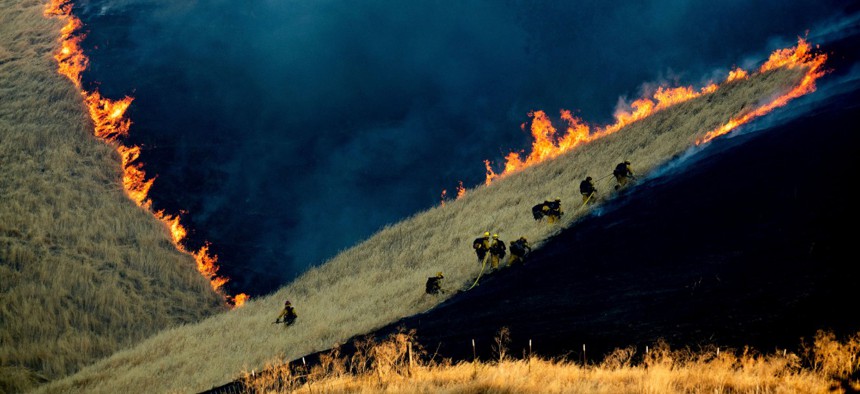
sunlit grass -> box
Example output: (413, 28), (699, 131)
(246, 330), (860, 393)
(0, 1), (224, 391)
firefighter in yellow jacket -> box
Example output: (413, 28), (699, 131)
(508, 237), (531, 266)
(488, 234), (506, 269)
(275, 300), (297, 326)
(579, 177), (597, 205)
(545, 199), (563, 223)
(613, 161), (635, 190)
(425, 272), (444, 294)
(473, 231), (491, 263)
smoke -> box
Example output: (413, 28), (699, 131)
(74, 0), (856, 295)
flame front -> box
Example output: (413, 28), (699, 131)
(483, 38), (826, 184)
(487, 84), (717, 182)
(44, 0), (248, 308)
(698, 39), (826, 144)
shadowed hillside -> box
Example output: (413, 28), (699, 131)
(0, 2), (224, 392)
(38, 49), (812, 392)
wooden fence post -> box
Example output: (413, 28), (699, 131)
(528, 339), (533, 373)
(582, 344), (587, 365)
(407, 342), (413, 376)
(472, 339), (477, 375)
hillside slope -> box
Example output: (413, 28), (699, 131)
(39, 59), (810, 392)
(346, 77), (860, 365)
(0, 2), (225, 392)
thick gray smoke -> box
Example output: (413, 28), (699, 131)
(75, 0), (856, 295)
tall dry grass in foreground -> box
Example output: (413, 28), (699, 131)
(0, 2), (224, 392)
(39, 51), (810, 392)
(246, 330), (860, 393)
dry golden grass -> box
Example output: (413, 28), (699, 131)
(36, 41), (810, 393)
(0, 2), (224, 392)
(246, 330), (860, 393)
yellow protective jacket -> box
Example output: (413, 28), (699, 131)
(278, 306), (297, 321)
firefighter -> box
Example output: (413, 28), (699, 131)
(613, 160), (635, 190)
(425, 272), (444, 295)
(488, 234), (506, 269)
(473, 231), (491, 263)
(508, 237), (531, 266)
(532, 203), (546, 221)
(580, 176), (597, 205)
(545, 199), (563, 224)
(275, 300), (297, 326)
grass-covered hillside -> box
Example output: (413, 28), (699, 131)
(0, 2), (225, 392)
(38, 45), (811, 392)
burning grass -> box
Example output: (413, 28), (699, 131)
(0, 1), (224, 391)
(243, 330), (859, 393)
(37, 46), (817, 393)
(42, 0), (247, 305)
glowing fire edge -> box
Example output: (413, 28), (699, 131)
(482, 39), (826, 185)
(44, 0), (248, 308)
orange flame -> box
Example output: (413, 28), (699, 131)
(484, 38), (826, 184)
(726, 67), (749, 82)
(85, 91), (133, 141)
(116, 145), (155, 207)
(484, 159), (498, 186)
(700, 83), (719, 94)
(488, 83), (718, 182)
(45, 0), (248, 308)
(230, 293), (249, 308)
(698, 38), (826, 144)
(441, 181), (466, 205)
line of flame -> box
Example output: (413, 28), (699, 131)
(697, 39), (826, 144)
(484, 38), (826, 185)
(44, 0), (247, 308)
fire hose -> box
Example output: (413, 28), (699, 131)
(580, 191), (596, 208)
(467, 254), (489, 290)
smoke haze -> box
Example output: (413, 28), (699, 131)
(73, 0), (857, 295)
